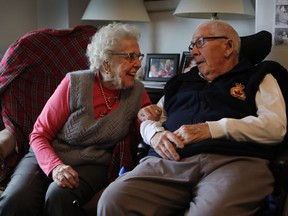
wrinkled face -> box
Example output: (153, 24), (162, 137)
(190, 25), (231, 81)
(106, 37), (142, 89)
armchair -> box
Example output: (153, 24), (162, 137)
(0, 25), (97, 189)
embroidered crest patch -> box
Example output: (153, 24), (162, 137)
(230, 83), (246, 100)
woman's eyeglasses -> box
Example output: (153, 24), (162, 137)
(111, 53), (144, 62)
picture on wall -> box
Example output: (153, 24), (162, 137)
(144, 53), (180, 82)
(275, 27), (288, 45)
(275, 0), (288, 26)
(274, 0), (288, 45)
(179, 51), (196, 73)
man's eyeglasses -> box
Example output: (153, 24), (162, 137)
(111, 53), (144, 62)
(188, 36), (228, 51)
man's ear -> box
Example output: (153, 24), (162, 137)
(224, 39), (234, 58)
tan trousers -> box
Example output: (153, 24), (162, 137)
(98, 154), (274, 216)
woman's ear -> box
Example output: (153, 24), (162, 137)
(103, 61), (110, 72)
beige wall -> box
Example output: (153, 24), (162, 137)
(68, 0), (90, 28)
(1, 0), (271, 68)
(0, 0), (37, 58)
(0, 0), (91, 58)
(256, 0), (288, 68)
(37, 0), (69, 29)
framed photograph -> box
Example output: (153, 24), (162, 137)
(144, 53), (180, 81)
(179, 51), (195, 73)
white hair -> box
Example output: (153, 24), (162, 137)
(196, 20), (241, 54)
(86, 22), (141, 71)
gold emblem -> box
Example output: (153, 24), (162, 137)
(230, 83), (246, 100)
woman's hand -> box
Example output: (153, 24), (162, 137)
(138, 105), (162, 121)
(52, 164), (79, 189)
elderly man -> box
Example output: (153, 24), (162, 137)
(97, 20), (287, 216)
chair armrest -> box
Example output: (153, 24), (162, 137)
(136, 141), (150, 162)
(270, 148), (288, 216)
(273, 150), (288, 191)
(0, 128), (16, 163)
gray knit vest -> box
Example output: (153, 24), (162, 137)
(51, 70), (144, 166)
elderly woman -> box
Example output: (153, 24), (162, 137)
(0, 23), (152, 216)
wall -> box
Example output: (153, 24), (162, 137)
(135, 11), (255, 56)
(68, 0), (90, 28)
(79, 7), (255, 66)
(0, 0), (257, 65)
(256, 0), (288, 68)
(0, 0), (89, 59)
(0, 0), (37, 58)
(37, 0), (69, 29)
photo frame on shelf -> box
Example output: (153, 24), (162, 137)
(144, 53), (180, 82)
(179, 51), (195, 73)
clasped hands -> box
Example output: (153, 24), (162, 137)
(138, 105), (211, 161)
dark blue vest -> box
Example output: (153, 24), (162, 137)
(148, 59), (288, 160)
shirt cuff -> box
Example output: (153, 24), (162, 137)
(140, 120), (165, 145)
(206, 120), (227, 139)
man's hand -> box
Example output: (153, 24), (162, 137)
(174, 123), (211, 144)
(138, 105), (162, 121)
(151, 131), (184, 161)
(52, 164), (79, 189)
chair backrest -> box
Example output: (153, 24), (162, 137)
(238, 30), (288, 150)
(0, 25), (97, 149)
(0, 25), (97, 186)
(239, 30), (272, 65)
(240, 31), (288, 216)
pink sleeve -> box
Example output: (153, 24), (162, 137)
(141, 90), (152, 108)
(136, 90), (152, 127)
(29, 76), (70, 177)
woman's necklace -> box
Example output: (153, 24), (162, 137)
(98, 78), (120, 117)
